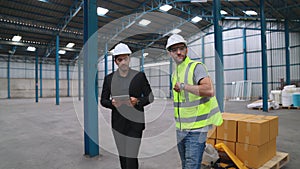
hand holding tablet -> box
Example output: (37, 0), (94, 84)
(112, 95), (130, 107)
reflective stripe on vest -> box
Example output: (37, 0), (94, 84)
(174, 97), (210, 107)
(175, 106), (220, 123)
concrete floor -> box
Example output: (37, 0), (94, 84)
(0, 97), (299, 169)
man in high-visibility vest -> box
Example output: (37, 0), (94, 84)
(166, 34), (223, 169)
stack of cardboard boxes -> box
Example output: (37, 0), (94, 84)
(207, 113), (278, 169)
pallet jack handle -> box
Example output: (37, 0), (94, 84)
(215, 143), (248, 169)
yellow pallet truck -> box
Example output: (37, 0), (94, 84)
(210, 143), (248, 169)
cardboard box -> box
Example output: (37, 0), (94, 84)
(267, 116), (279, 140)
(236, 139), (276, 169)
(268, 138), (277, 160)
(216, 139), (236, 154)
(217, 113), (254, 142)
(236, 142), (269, 169)
(238, 116), (270, 146)
(255, 115), (279, 140)
(217, 116), (237, 142)
(207, 125), (217, 139)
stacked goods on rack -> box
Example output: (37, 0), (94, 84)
(207, 113), (278, 169)
(270, 85), (300, 108)
(281, 85), (299, 107)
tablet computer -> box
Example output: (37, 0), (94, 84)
(112, 95), (130, 101)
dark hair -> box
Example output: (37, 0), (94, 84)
(114, 54), (129, 61)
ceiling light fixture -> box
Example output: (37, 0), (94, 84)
(243, 10), (257, 16)
(220, 10), (228, 15)
(58, 50), (66, 55)
(97, 7), (109, 16)
(191, 16), (202, 23)
(191, 0), (207, 2)
(139, 19), (151, 26)
(66, 43), (75, 48)
(159, 4), (172, 12)
(143, 53), (149, 57)
(38, 0), (48, 2)
(163, 28), (182, 37)
(171, 29), (182, 34)
(27, 46), (36, 52)
(12, 35), (22, 42)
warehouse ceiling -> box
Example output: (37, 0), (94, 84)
(0, 0), (299, 65)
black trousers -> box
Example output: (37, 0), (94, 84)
(112, 129), (143, 169)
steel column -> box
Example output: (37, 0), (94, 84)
(260, 0), (268, 112)
(7, 54), (10, 99)
(243, 28), (248, 80)
(35, 49), (39, 102)
(67, 64), (70, 97)
(83, 0), (99, 157)
(213, 0), (224, 112)
(55, 35), (60, 105)
(40, 62), (43, 98)
(284, 20), (291, 85)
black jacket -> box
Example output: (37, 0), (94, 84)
(100, 69), (154, 134)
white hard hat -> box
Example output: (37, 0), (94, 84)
(113, 43), (132, 56)
(166, 34), (187, 49)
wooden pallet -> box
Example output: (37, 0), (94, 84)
(280, 106), (300, 110)
(203, 152), (289, 169)
(258, 152), (289, 169)
(251, 106), (300, 110)
(251, 107), (273, 110)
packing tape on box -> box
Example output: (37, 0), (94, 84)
(246, 122), (251, 132)
(245, 136), (249, 144)
(223, 133), (228, 140)
(224, 120), (228, 129)
(243, 143), (249, 150)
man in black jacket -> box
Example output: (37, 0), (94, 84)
(100, 43), (154, 169)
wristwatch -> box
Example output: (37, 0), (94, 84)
(179, 83), (185, 91)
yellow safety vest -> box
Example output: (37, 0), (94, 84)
(172, 56), (223, 130)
